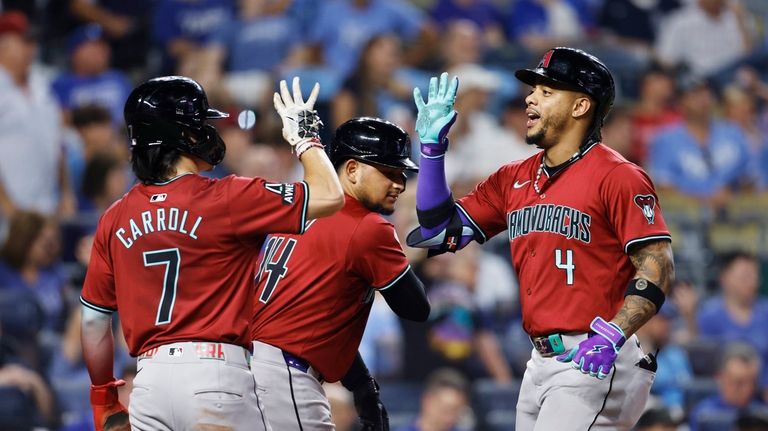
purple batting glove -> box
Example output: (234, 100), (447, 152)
(556, 317), (626, 380)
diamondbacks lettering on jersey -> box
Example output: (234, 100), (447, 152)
(115, 207), (203, 249)
(507, 204), (592, 243)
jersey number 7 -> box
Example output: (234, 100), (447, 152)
(143, 248), (181, 325)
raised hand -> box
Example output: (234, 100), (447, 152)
(556, 317), (626, 380)
(413, 72), (459, 150)
(273, 77), (323, 151)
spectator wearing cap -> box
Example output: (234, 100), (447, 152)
(648, 77), (751, 207)
(689, 343), (767, 431)
(0, 11), (74, 218)
(635, 304), (693, 420)
(51, 24), (131, 126)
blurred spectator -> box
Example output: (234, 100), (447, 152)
(429, 0), (505, 48)
(630, 65), (681, 165)
(69, 0), (154, 72)
(80, 151), (128, 214)
(635, 305), (693, 419)
(507, 0), (591, 54)
(438, 20), (484, 72)
(0, 322), (58, 429)
(0, 212), (67, 335)
(655, 0), (755, 77)
(689, 343), (767, 431)
(721, 82), (768, 189)
(396, 368), (470, 431)
(360, 293), (403, 379)
(597, 0), (681, 58)
(697, 252), (768, 388)
(324, 382), (358, 431)
(633, 407), (679, 431)
(308, 0), (437, 79)
(331, 34), (411, 128)
(65, 105), (119, 197)
(648, 77), (751, 207)
(152, 0), (234, 75)
(601, 103), (634, 159)
(0, 11), (74, 218)
(401, 243), (513, 384)
(51, 24), (131, 126)
(200, 0), (306, 108)
(444, 64), (537, 184)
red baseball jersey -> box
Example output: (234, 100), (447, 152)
(80, 174), (308, 356)
(250, 195), (410, 382)
(458, 143), (670, 336)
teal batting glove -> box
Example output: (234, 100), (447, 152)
(413, 72), (458, 157)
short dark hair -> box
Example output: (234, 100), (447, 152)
(719, 251), (759, 275)
(0, 211), (46, 270)
(72, 104), (112, 129)
(130, 146), (182, 184)
(424, 368), (470, 396)
(82, 151), (122, 200)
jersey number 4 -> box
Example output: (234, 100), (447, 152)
(143, 248), (181, 325)
(258, 237), (297, 304)
(555, 249), (575, 285)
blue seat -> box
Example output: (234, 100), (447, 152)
(485, 410), (516, 431)
(696, 411), (736, 431)
(682, 341), (722, 377)
(473, 379), (521, 430)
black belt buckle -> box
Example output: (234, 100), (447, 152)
(530, 333), (566, 357)
(282, 351), (310, 373)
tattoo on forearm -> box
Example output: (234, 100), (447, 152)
(614, 241), (675, 336)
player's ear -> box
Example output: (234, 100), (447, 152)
(572, 96), (592, 119)
(343, 159), (360, 184)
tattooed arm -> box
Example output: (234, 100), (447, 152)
(612, 240), (675, 337)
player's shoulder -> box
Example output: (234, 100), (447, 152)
(353, 211), (398, 244)
(488, 152), (541, 181)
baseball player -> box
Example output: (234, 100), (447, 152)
(249, 117), (431, 431)
(407, 48), (675, 430)
(79, 76), (344, 431)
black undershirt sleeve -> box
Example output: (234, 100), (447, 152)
(380, 268), (430, 322)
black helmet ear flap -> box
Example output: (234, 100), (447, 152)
(181, 124), (225, 166)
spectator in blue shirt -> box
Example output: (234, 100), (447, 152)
(690, 343), (767, 431)
(309, 0), (437, 79)
(396, 368), (470, 431)
(648, 78), (751, 206)
(507, 0), (593, 54)
(51, 24), (131, 126)
(697, 252), (768, 389)
(152, 0), (233, 74)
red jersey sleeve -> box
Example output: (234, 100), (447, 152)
(347, 215), (410, 289)
(456, 165), (511, 242)
(601, 163), (671, 253)
(226, 177), (309, 240)
(80, 220), (117, 313)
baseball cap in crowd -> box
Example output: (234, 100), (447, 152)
(0, 11), (30, 38)
(448, 63), (501, 95)
(67, 24), (105, 55)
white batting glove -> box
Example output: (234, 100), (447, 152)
(273, 77), (323, 154)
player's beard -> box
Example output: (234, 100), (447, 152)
(526, 110), (567, 149)
(360, 195), (395, 216)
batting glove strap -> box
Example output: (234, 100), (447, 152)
(294, 138), (324, 159)
(90, 379), (125, 406)
(589, 316), (626, 352)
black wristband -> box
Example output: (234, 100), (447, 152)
(625, 278), (665, 313)
(417, 194), (455, 228)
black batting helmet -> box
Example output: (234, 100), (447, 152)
(328, 117), (418, 172)
(124, 76), (229, 165)
(515, 47), (615, 141)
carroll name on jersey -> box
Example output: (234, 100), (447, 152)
(507, 204), (592, 243)
(115, 207), (203, 249)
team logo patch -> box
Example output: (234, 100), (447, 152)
(634, 195), (656, 225)
(150, 193), (167, 203)
(264, 183), (296, 205)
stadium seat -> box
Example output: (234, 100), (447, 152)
(708, 222), (763, 255)
(683, 377), (719, 414)
(695, 411), (735, 431)
(485, 410), (516, 431)
(379, 381), (423, 417)
(472, 379), (521, 430)
(682, 340), (722, 377)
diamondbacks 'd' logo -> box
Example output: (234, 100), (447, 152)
(634, 195), (656, 225)
(264, 183), (295, 205)
(541, 50), (554, 68)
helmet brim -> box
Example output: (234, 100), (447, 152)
(206, 108), (229, 119)
(515, 68), (579, 92)
(358, 156), (419, 172)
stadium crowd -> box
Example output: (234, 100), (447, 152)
(0, 0), (767, 429)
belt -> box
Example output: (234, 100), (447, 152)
(137, 342), (249, 367)
(282, 351), (323, 382)
(530, 333), (567, 357)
